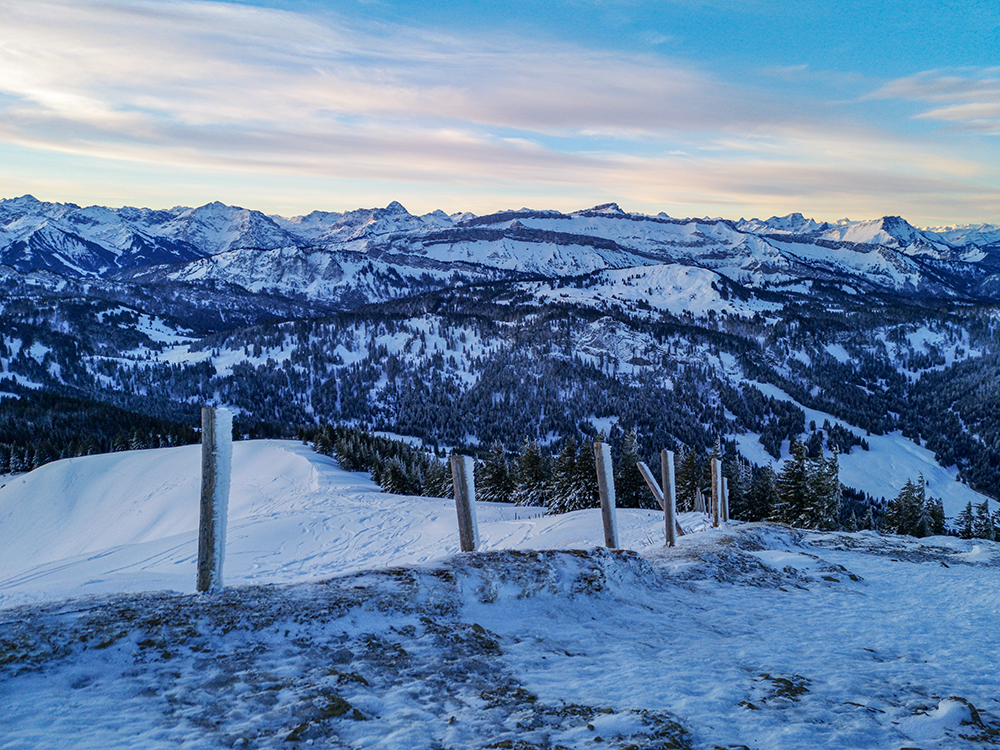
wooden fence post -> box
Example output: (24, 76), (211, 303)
(197, 406), (233, 592)
(661, 450), (677, 547)
(593, 441), (619, 549)
(722, 475), (730, 523)
(637, 461), (686, 542)
(450, 453), (479, 552)
(711, 457), (721, 528)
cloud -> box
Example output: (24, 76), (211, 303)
(870, 69), (1000, 134)
(0, 0), (756, 139)
(0, 0), (997, 225)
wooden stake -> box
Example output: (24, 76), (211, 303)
(711, 457), (721, 528)
(593, 441), (619, 549)
(450, 453), (479, 552)
(197, 407), (233, 592)
(637, 461), (685, 539)
(722, 475), (730, 523)
(661, 450), (677, 547)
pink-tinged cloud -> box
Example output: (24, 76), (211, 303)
(0, 1), (998, 224)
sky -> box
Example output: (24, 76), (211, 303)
(0, 0), (998, 225)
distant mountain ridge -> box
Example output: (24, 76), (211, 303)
(4, 195), (1000, 305)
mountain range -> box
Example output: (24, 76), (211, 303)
(3, 194), (1000, 517)
(5, 195), (1000, 303)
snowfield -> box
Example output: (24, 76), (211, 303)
(0, 441), (706, 609)
(1, 443), (999, 750)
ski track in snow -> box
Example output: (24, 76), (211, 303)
(0, 441), (704, 609)
(1, 444), (999, 749)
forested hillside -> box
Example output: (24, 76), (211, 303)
(3, 198), (1000, 525)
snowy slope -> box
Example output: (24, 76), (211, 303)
(2, 522), (998, 750)
(0, 441), (705, 609)
(730, 383), (995, 517)
(528, 263), (782, 318)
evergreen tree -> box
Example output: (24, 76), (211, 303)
(511, 438), (550, 507)
(743, 465), (777, 521)
(956, 501), (975, 539)
(884, 478), (921, 536)
(423, 457), (453, 499)
(972, 499), (996, 541)
(548, 436), (599, 514)
(814, 449), (843, 530)
(675, 449), (701, 512)
(725, 455), (753, 520)
(862, 504), (876, 531)
(614, 427), (650, 508)
(476, 440), (515, 504)
(772, 440), (811, 526)
(380, 456), (417, 495)
(928, 497), (947, 536)
(314, 429), (333, 456)
(770, 441), (841, 530)
(845, 510), (859, 532)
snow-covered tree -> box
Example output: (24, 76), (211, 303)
(511, 438), (549, 507)
(771, 440), (842, 530)
(548, 436), (599, 514)
(743, 464), (777, 521)
(476, 440), (515, 503)
(771, 441), (811, 526)
(972, 499), (996, 541)
(956, 501), (975, 539)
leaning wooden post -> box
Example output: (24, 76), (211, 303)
(593, 441), (619, 549)
(450, 453), (479, 552)
(637, 461), (685, 540)
(197, 406), (233, 592)
(711, 457), (721, 528)
(661, 450), (677, 547)
(722, 475), (730, 523)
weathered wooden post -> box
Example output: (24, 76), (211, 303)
(711, 457), (721, 528)
(450, 453), (479, 552)
(197, 406), (233, 592)
(694, 487), (707, 514)
(637, 461), (686, 543)
(593, 441), (619, 549)
(722, 475), (730, 523)
(661, 450), (677, 547)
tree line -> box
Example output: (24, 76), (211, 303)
(307, 425), (997, 540)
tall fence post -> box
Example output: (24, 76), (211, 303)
(661, 450), (677, 547)
(722, 475), (730, 523)
(197, 406), (233, 592)
(637, 461), (685, 542)
(593, 441), (619, 549)
(450, 453), (479, 552)
(711, 457), (721, 528)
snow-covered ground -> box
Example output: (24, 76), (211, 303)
(2, 443), (999, 750)
(0, 441), (705, 610)
(731, 382), (994, 517)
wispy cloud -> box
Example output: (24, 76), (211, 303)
(870, 68), (1000, 135)
(0, 0), (997, 224)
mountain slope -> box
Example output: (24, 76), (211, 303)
(6, 195), (1000, 302)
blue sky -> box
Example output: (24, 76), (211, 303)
(0, 0), (998, 224)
